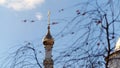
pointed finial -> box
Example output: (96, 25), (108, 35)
(48, 11), (51, 29)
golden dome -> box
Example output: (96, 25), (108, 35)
(43, 25), (54, 46)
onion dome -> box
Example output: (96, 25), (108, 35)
(43, 25), (54, 46)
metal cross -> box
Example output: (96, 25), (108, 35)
(48, 11), (51, 25)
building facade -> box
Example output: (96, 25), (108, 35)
(107, 50), (120, 68)
(107, 38), (120, 68)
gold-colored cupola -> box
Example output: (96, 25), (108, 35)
(43, 24), (54, 46)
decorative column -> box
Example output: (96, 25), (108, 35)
(42, 11), (54, 68)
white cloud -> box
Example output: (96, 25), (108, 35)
(0, 0), (6, 4)
(0, 0), (45, 11)
(35, 13), (42, 20)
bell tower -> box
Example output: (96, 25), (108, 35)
(42, 11), (54, 68)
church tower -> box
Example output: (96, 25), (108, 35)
(42, 11), (54, 68)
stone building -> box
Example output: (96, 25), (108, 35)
(107, 38), (120, 68)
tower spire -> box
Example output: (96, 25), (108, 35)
(48, 11), (50, 26)
(42, 11), (54, 68)
(47, 11), (51, 36)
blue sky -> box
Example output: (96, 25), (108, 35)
(0, 0), (81, 63)
(1, 0), (120, 68)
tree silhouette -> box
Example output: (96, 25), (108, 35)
(55, 0), (120, 68)
(1, 0), (120, 68)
